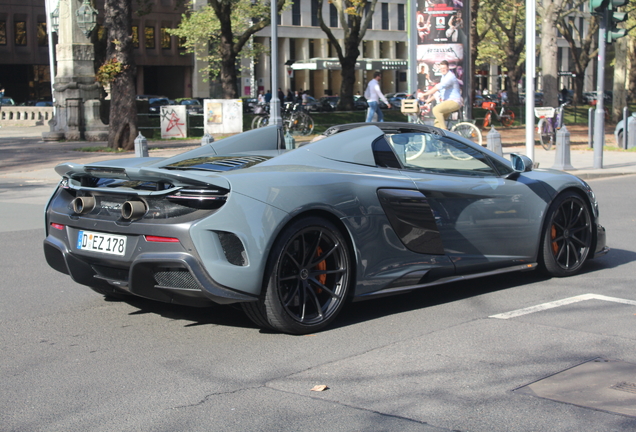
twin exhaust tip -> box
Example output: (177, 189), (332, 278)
(72, 196), (147, 221)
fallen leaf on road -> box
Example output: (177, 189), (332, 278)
(310, 385), (329, 392)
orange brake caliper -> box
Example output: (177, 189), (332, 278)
(551, 225), (559, 255)
(315, 247), (326, 290)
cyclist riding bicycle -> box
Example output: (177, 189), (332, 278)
(420, 60), (462, 130)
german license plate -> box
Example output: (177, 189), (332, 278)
(77, 230), (127, 256)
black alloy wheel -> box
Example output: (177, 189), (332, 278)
(242, 217), (351, 334)
(540, 192), (593, 277)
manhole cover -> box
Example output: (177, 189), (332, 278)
(515, 358), (636, 418)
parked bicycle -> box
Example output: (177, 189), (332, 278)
(401, 98), (483, 161)
(253, 102), (315, 136)
(482, 100), (515, 129)
(535, 102), (568, 151)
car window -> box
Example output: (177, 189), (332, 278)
(387, 132), (497, 177)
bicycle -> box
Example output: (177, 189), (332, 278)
(401, 99), (483, 161)
(482, 100), (515, 129)
(251, 103), (269, 129)
(254, 102), (315, 136)
(535, 102), (567, 151)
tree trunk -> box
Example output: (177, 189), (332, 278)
(628, 36), (636, 102)
(540, 1), (560, 108)
(220, 51), (239, 99)
(613, 37), (628, 123)
(338, 40), (361, 111)
(104, 0), (137, 150)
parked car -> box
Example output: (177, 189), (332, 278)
(1, 97), (16, 106)
(148, 97), (170, 115)
(178, 98), (203, 114)
(43, 122), (608, 334)
(614, 113), (636, 149)
(385, 92), (409, 109)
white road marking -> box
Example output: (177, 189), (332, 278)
(489, 293), (636, 319)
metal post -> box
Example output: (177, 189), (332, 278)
(588, 107), (594, 148)
(593, 10), (607, 169)
(407, 0), (417, 97)
(486, 127), (503, 156)
(269, 3), (282, 126)
(623, 106), (629, 149)
(525, 0), (536, 161)
(553, 125), (574, 170)
(134, 132), (149, 157)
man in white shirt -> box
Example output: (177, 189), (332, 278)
(420, 61), (462, 130)
(365, 71), (391, 122)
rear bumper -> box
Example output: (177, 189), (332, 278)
(44, 233), (257, 306)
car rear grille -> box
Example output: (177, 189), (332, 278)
(153, 269), (201, 290)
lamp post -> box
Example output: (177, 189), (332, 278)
(269, 1), (282, 126)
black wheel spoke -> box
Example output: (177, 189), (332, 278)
(308, 241), (338, 268)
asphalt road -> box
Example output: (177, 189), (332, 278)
(1, 173), (636, 431)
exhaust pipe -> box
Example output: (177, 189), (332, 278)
(72, 196), (95, 215)
(121, 200), (147, 220)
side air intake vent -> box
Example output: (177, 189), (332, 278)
(217, 232), (247, 266)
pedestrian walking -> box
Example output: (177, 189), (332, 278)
(364, 71), (391, 122)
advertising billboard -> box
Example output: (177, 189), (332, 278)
(416, 0), (469, 106)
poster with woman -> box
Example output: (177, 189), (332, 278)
(416, 0), (468, 103)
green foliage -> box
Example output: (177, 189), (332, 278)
(96, 57), (128, 85)
(168, 0), (286, 81)
(476, 0), (526, 67)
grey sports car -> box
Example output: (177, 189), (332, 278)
(44, 122), (608, 334)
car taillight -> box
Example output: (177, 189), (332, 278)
(145, 235), (180, 243)
(167, 188), (228, 209)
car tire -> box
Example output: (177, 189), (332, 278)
(242, 216), (352, 334)
(538, 191), (593, 277)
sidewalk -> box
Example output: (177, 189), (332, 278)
(1, 124), (635, 183)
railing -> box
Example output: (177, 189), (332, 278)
(0, 106), (54, 126)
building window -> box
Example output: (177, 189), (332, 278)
(311, 0), (319, 26)
(178, 36), (186, 50)
(289, 38), (296, 61)
(0, 21), (6, 45)
(37, 21), (47, 47)
(15, 21), (27, 46)
(397, 4), (404, 31)
(145, 26), (155, 49)
(329, 3), (337, 27)
(381, 3), (389, 30)
(132, 26), (139, 48)
(365, 3), (372, 29)
(309, 38), (314, 58)
(161, 27), (171, 49)
(292, 0), (301, 26)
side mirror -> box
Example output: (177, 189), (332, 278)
(510, 153), (534, 173)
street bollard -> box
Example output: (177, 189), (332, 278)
(134, 132), (148, 157)
(284, 131), (296, 149)
(622, 107), (629, 149)
(628, 114), (636, 150)
(486, 127), (502, 156)
(201, 133), (214, 146)
(588, 108), (594, 148)
(552, 125), (574, 171)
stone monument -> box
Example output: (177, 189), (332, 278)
(43, 0), (108, 141)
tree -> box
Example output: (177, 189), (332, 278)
(556, 5), (599, 105)
(170, 0), (288, 99)
(538, 0), (569, 108)
(316, 0), (377, 111)
(102, 0), (138, 150)
(477, 0), (525, 105)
